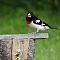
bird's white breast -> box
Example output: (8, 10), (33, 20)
(29, 21), (45, 30)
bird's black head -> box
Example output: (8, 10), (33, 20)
(26, 12), (38, 24)
(26, 12), (34, 24)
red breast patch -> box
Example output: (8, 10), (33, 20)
(26, 20), (32, 24)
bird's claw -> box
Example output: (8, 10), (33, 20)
(28, 32), (39, 34)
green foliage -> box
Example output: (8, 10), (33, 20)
(0, 0), (60, 11)
(35, 30), (60, 60)
(0, 1), (60, 60)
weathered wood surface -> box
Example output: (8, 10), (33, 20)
(0, 33), (48, 40)
(11, 39), (35, 60)
(0, 33), (48, 60)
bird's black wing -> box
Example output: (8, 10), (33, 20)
(42, 21), (52, 28)
(33, 19), (52, 28)
(33, 18), (43, 25)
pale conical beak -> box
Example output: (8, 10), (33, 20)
(28, 13), (31, 17)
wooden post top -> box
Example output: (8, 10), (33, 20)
(0, 33), (48, 40)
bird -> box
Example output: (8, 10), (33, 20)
(26, 12), (60, 33)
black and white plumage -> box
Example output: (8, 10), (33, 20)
(26, 12), (54, 32)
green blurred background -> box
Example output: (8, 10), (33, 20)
(0, 0), (60, 60)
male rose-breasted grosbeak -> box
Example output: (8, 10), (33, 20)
(26, 12), (60, 33)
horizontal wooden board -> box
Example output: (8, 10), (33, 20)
(0, 33), (48, 40)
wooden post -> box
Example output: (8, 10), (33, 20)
(0, 33), (48, 60)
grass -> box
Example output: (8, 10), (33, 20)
(35, 30), (60, 60)
(0, 5), (60, 60)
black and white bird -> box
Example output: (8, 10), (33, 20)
(26, 12), (59, 33)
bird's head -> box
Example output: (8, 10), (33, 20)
(26, 12), (34, 24)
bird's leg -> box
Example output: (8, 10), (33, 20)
(28, 29), (39, 34)
(36, 29), (39, 33)
(32, 29), (39, 34)
(28, 32), (37, 34)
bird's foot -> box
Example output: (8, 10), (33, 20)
(32, 32), (37, 34)
(31, 32), (38, 34)
(31, 31), (39, 34)
(28, 32), (37, 34)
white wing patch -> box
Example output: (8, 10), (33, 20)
(35, 20), (40, 23)
(42, 23), (45, 25)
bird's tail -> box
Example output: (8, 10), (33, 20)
(50, 27), (60, 30)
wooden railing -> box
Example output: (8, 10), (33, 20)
(0, 33), (48, 60)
